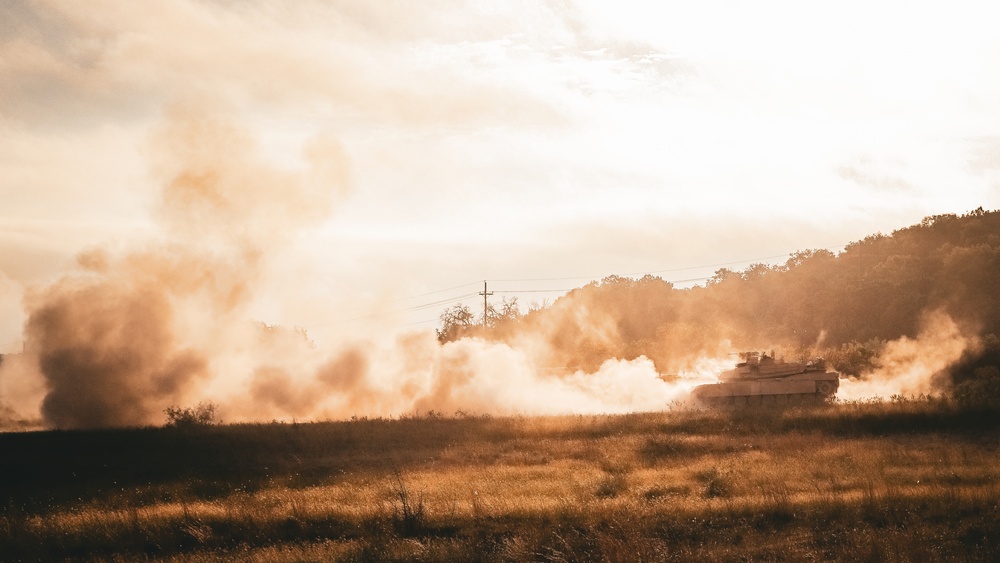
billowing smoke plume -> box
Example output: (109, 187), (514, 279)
(26, 260), (208, 428)
(4, 102), (717, 429)
(224, 332), (714, 421)
(15, 102), (350, 428)
(9, 102), (979, 429)
(838, 311), (978, 400)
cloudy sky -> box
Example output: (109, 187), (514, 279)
(3, 0), (1000, 349)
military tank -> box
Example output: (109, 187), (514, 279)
(691, 351), (840, 407)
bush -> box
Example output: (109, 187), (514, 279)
(164, 402), (219, 428)
(952, 368), (1000, 411)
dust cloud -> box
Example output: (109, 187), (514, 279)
(838, 311), (977, 400)
(2, 102), (979, 428)
(2, 102), (351, 428)
(0, 103), (718, 429)
(223, 332), (716, 422)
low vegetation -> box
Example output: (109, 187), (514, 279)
(1, 398), (997, 561)
(163, 402), (221, 429)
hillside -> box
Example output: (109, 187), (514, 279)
(442, 208), (1000, 396)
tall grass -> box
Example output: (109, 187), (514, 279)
(1, 399), (997, 561)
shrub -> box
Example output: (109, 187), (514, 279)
(952, 368), (1000, 410)
(164, 402), (220, 428)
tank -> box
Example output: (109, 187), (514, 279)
(691, 351), (840, 407)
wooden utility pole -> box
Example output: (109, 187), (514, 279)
(479, 280), (493, 327)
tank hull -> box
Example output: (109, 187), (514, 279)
(692, 370), (840, 407)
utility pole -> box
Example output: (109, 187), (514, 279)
(479, 280), (493, 328)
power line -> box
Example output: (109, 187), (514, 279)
(663, 275), (714, 285)
(390, 281), (482, 302)
(489, 274), (714, 295)
(401, 318), (441, 327)
(0, 245), (853, 339)
(402, 292), (481, 312)
(493, 289), (573, 294)
(486, 251), (818, 283)
(394, 246), (852, 326)
(482, 245), (851, 293)
(301, 292), (479, 328)
(291, 244), (857, 330)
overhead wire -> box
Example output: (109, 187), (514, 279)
(389, 281), (482, 302)
(487, 246), (844, 284)
(0, 242), (872, 339)
(369, 244), (850, 329)
(302, 244), (855, 329)
(300, 292), (479, 328)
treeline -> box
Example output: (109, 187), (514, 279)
(439, 208), (1000, 399)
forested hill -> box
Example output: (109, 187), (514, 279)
(440, 208), (1000, 384)
(671, 207), (1000, 352)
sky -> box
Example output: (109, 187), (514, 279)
(3, 0), (1000, 352)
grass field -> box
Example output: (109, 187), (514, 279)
(1, 399), (998, 561)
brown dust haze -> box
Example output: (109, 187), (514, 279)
(0, 106), (983, 429)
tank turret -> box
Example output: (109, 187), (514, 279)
(692, 351), (839, 406)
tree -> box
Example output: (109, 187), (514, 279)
(436, 303), (476, 343)
(487, 297), (520, 326)
(484, 297), (522, 339)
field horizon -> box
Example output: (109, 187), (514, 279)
(2, 397), (997, 561)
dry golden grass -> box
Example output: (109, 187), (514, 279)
(2, 400), (998, 561)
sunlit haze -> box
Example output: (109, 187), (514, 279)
(2, 1), (999, 426)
